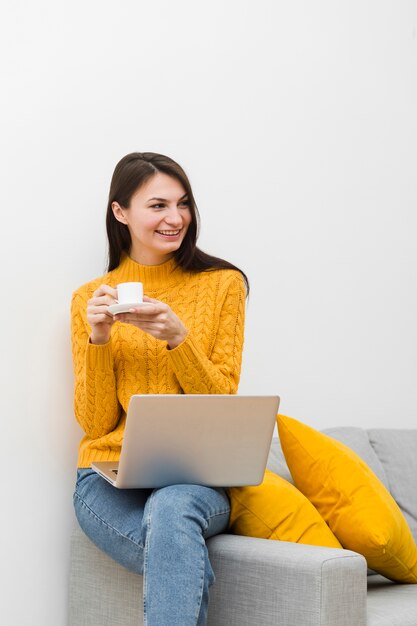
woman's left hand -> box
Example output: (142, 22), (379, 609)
(114, 296), (188, 349)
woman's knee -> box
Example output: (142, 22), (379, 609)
(73, 471), (147, 576)
(74, 491), (145, 575)
(147, 484), (230, 535)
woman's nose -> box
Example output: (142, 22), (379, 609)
(165, 207), (182, 225)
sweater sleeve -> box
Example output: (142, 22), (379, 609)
(167, 272), (246, 394)
(71, 290), (121, 438)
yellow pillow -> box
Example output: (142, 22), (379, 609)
(227, 468), (342, 547)
(277, 413), (417, 583)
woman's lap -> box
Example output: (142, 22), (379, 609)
(74, 468), (230, 575)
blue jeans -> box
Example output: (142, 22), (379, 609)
(73, 469), (230, 626)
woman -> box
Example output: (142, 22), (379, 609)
(71, 152), (248, 625)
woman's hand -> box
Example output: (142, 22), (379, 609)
(87, 284), (118, 345)
(115, 296), (188, 349)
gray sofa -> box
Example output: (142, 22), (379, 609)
(69, 427), (417, 625)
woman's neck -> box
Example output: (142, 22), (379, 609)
(128, 246), (173, 267)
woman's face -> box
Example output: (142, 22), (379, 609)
(112, 172), (192, 265)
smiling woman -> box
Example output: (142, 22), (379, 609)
(70, 152), (249, 626)
(111, 173), (192, 266)
(105, 152), (250, 284)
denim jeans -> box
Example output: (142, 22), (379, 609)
(73, 468), (230, 626)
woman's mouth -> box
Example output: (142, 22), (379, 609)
(155, 229), (182, 239)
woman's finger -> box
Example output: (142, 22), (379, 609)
(88, 295), (116, 308)
(93, 284), (118, 299)
(88, 312), (113, 324)
(125, 305), (160, 317)
(142, 295), (160, 304)
(88, 305), (114, 317)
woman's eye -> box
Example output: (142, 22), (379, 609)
(150, 201), (188, 210)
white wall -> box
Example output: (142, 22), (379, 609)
(1, 1), (416, 623)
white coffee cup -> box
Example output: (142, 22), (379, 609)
(117, 282), (144, 304)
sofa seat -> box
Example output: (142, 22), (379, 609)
(69, 523), (367, 626)
(367, 575), (417, 626)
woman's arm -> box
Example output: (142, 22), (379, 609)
(71, 290), (121, 439)
(167, 273), (246, 394)
(113, 271), (246, 394)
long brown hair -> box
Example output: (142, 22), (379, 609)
(106, 152), (249, 293)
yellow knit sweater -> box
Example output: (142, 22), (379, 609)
(71, 254), (246, 468)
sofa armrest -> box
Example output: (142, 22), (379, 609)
(207, 534), (367, 626)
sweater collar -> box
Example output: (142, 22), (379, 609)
(112, 254), (183, 289)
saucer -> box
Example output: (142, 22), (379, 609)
(108, 302), (154, 315)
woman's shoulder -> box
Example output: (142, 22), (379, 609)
(198, 267), (246, 295)
(71, 269), (113, 304)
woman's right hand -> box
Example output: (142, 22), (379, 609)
(87, 284), (118, 345)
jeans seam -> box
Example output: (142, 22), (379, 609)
(206, 508), (230, 520)
(203, 508), (230, 536)
(74, 492), (145, 550)
(143, 489), (156, 626)
(171, 489), (229, 523)
(194, 534), (206, 623)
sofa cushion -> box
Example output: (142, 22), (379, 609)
(367, 574), (417, 626)
(267, 436), (293, 483)
(277, 414), (417, 583)
(228, 469), (342, 547)
(369, 429), (417, 544)
(323, 427), (389, 489)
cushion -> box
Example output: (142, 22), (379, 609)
(266, 437), (294, 484)
(323, 427), (389, 489)
(277, 414), (417, 583)
(369, 428), (417, 544)
(227, 468), (342, 547)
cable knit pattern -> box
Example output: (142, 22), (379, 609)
(71, 254), (246, 467)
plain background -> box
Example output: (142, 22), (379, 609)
(1, 1), (416, 623)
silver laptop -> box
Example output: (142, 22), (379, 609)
(91, 394), (280, 488)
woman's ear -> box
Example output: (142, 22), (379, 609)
(112, 202), (128, 225)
